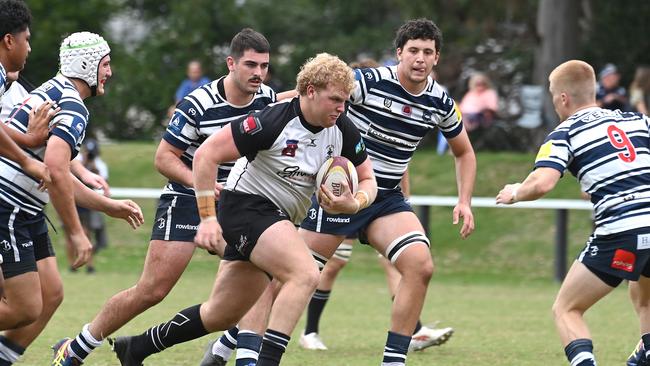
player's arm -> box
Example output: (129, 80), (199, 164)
(496, 167), (561, 204)
(72, 176), (143, 229)
(447, 128), (476, 238)
(5, 101), (58, 148)
(155, 139), (193, 187)
(71, 159), (110, 196)
(43, 136), (92, 268)
(276, 89), (298, 101)
(192, 124), (241, 252)
(354, 156), (377, 209)
(400, 168), (410, 198)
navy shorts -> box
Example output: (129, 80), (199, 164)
(300, 189), (412, 244)
(219, 190), (291, 261)
(0, 202), (55, 279)
(578, 227), (650, 286)
(150, 194), (202, 242)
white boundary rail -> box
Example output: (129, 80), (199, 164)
(111, 188), (593, 282)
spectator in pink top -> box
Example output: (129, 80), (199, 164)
(459, 72), (498, 132)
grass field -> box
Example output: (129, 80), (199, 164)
(19, 142), (639, 365)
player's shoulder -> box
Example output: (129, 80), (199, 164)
(257, 97), (295, 122)
(257, 83), (277, 100)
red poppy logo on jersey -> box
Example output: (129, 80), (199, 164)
(611, 249), (635, 272)
(281, 139), (299, 157)
(241, 115), (262, 135)
(402, 105), (412, 116)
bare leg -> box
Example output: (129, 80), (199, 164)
(4, 257), (63, 347)
(552, 261), (613, 345)
(87, 240), (196, 339)
(0, 272), (41, 330)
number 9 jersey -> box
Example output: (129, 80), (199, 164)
(534, 107), (650, 235)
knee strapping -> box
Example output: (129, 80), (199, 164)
(311, 250), (328, 271)
(384, 231), (430, 264)
(332, 243), (353, 262)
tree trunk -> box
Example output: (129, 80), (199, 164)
(534, 0), (582, 129)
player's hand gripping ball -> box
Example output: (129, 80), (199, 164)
(316, 156), (358, 204)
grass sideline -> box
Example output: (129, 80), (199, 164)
(25, 142), (634, 365)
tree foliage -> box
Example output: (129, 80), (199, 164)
(17, 0), (650, 140)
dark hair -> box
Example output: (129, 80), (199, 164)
(0, 0), (31, 37)
(394, 18), (442, 53)
(230, 28), (270, 60)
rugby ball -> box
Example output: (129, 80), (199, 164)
(316, 156), (358, 203)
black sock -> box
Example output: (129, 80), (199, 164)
(257, 329), (290, 366)
(642, 333), (650, 357)
(382, 331), (410, 365)
(0, 336), (25, 365)
(304, 289), (330, 334)
(131, 304), (208, 361)
(413, 320), (422, 334)
(564, 338), (595, 366)
(235, 331), (263, 366)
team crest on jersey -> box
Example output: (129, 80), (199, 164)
(423, 111), (432, 122)
(383, 99), (392, 109)
(355, 139), (366, 154)
(364, 71), (374, 80)
(241, 115), (262, 135)
(402, 105), (412, 116)
(169, 115), (186, 135)
(326, 144), (335, 158)
(282, 139), (299, 157)
(75, 122), (85, 134)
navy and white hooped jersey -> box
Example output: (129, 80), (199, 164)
(0, 62), (6, 98)
(162, 76), (276, 196)
(0, 75), (89, 215)
(349, 66), (463, 190)
(535, 107), (650, 235)
(227, 97), (368, 224)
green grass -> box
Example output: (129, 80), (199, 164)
(22, 142), (631, 365)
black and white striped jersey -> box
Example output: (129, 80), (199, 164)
(162, 76), (276, 196)
(535, 107), (650, 235)
(227, 97), (368, 224)
(349, 66), (463, 190)
(0, 62), (6, 98)
(0, 75), (89, 215)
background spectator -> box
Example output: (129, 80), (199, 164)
(596, 63), (629, 111)
(459, 72), (499, 133)
(629, 65), (650, 115)
(166, 60), (210, 119)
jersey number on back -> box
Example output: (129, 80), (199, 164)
(607, 125), (636, 162)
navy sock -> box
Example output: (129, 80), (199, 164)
(0, 336), (24, 365)
(382, 331), (410, 365)
(564, 338), (596, 366)
(131, 304), (208, 361)
(257, 329), (290, 366)
(235, 331), (263, 366)
(304, 289), (330, 334)
(642, 333), (650, 358)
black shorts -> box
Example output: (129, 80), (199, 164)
(578, 227), (650, 286)
(300, 189), (412, 244)
(150, 194), (202, 242)
(219, 190), (290, 261)
(0, 202), (55, 279)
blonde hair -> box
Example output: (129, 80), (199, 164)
(468, 72), (492, 89)
(549, 60), (596, 104)
(349, 58), (380, 69)
(296, 53), (355, 96)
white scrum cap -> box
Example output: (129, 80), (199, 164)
(59, 31), (110, 89)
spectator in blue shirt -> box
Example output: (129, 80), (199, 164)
(174, 60), (210, 103)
